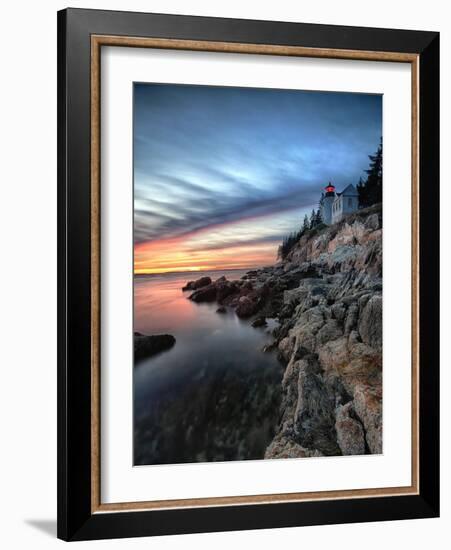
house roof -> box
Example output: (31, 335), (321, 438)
(340, 183), (359, 196)
(332, 183), (359, 203)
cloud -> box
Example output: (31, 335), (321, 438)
(134, 169), (320, 244)
(133, 83), (382, 270)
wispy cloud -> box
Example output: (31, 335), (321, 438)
(134, 84), (381, 272)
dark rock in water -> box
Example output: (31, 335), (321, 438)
(235, 296), (259, 318)
(134, 332), (176, 363)
(216, 306), (226, 314)
(216, 280), (238, 302)
(182, 276), (212, 291)
(189, 284), (217, 302)
(183, 275), (240, 304)
(251, 316), (267, 328)
(235, 286), (267, 318)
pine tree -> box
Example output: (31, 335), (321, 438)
(302, 214), (309, 232)
(309, 209), (316, 229)
(365, 138), (382, 205)
(356, 176), (366, 208)
(278, 228), (304, 260)
(357, 138), (383, 208)
(315, 207), (322, 226)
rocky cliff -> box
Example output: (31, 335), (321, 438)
(185, 204), (383, 458)
(265, 204), (383, 458)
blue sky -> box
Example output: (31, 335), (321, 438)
(133, 83), (381, 273)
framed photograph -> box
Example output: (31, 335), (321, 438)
(57, 8), (439, 541)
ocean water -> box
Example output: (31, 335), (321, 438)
(133, 269), (283, 465)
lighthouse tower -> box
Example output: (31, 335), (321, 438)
(320, 182), (336, 225)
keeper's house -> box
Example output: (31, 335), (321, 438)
(320, 183), (359, 225)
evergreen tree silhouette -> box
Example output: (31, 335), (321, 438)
(357, 138), (383, 208)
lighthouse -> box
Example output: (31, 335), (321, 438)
(320, 182), (336, 225)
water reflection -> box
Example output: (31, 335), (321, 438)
(134, 270), (282, 465)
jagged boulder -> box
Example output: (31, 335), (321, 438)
(265, 434), (323, 459)
(316, 319), (343, 346)
(335, 401), (366, 455)
(235, 295), (259, 318)
(278, 336), (295, 362)
(293, 356), (341, 455)
(216, 280), (238, 302)
(189, 284), (217, 302)
(365, 213), (380, 231)
(182, 276), (212, 291)
(344, 303), (359, 334)
(353, 384), (382, 454)
(331, 302), (347, 321)
(358, 294), (382, 351)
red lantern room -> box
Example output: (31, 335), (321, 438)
(325, 182), (336, 197)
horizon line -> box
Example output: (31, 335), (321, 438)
(134, 265), (272, 276)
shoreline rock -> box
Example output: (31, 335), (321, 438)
(134, 332), (176, 363)
(182, 276), (211, 291)
(188, 284), (217, 302)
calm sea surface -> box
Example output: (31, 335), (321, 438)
(133, 269), (283, 465)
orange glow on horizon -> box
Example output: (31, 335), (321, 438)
(134, 235), (277, 274)
(133, 207), (294, 274)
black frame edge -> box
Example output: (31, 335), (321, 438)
(57, 8), (440, 541)
(418, 32), (440, 516)
(58, 7), (95, 541)
(57, 8), (68, 542)
(69, 495), (438, 542)
(64, 6), (437, 53)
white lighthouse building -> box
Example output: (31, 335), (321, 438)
(320, 182), (359, 225)
(320, 183), (336, 225)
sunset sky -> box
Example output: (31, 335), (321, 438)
(134, 84), (382, 274)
